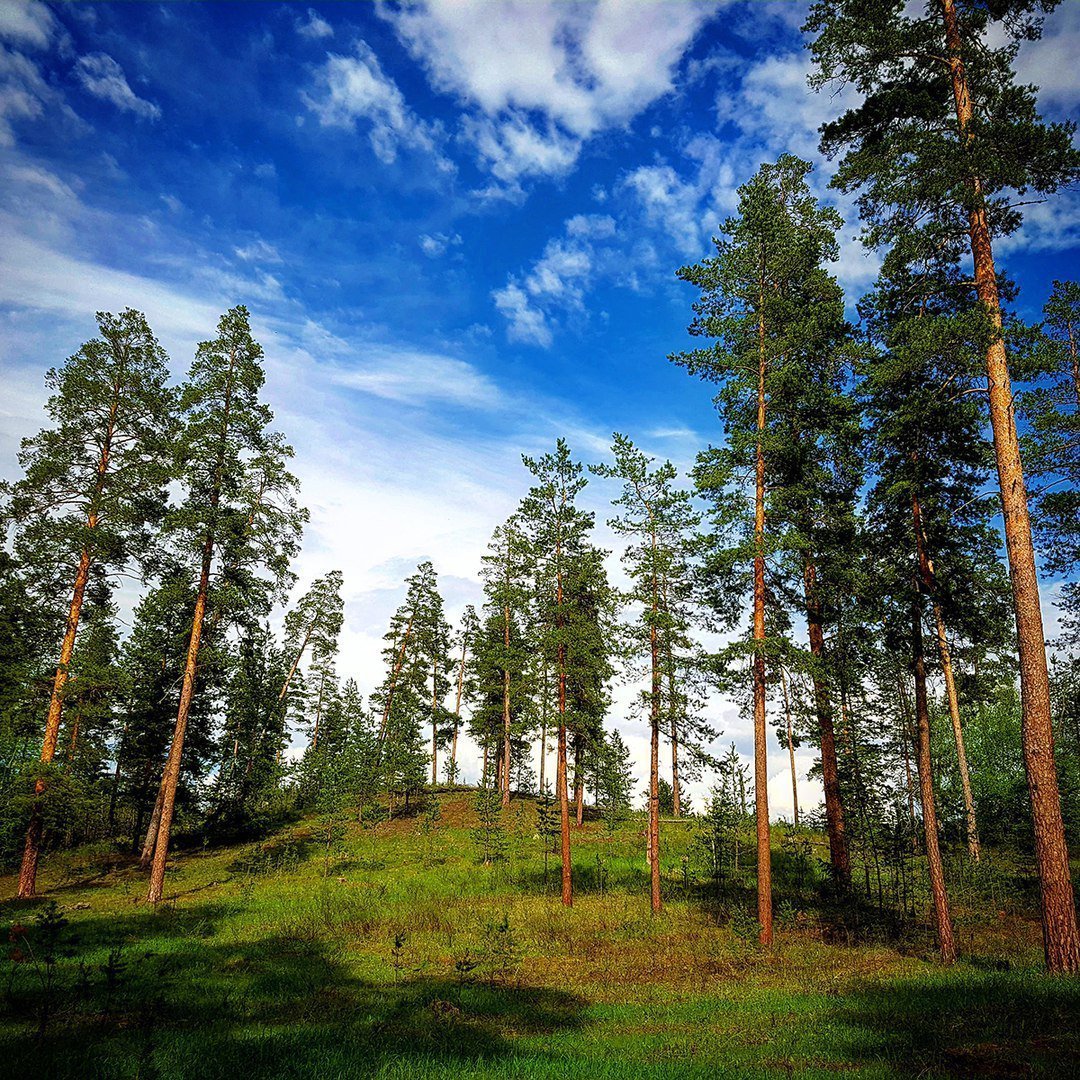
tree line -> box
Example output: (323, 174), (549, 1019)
(0, 0), (1078, 975)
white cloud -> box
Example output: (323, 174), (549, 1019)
(418, 231), (461, 258)
(328, 351), (505, 410)
(0, 0), (55, 49)
(493, 221), (606, 346)
(296, 8), (333, 41)
(305, 41), (449, 168)
(0, 43), (68, 146)
(383, 0), (719, 185)
(75, 52), (161, 120)
(160, 193), (183, 213)
(493, 280), (551, 347)
(1017, 1), (1080, 114)
(234, 238), (283, 263)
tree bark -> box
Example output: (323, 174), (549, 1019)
(649, 546), (662, 914)
(753, 279), (772, 946)
(451, 634), (467, 782)
(147, 538), (211, 904)
(938, 0), (1079, 973)
(802, 556), (851, 890)
(911, 589), (958, 964)
(502, 602), (511, 809)
(574, 740), (584, 826)
(780, 667), (799, 827)
(910, 488), (980, 861)
(897, 675), (920, 854)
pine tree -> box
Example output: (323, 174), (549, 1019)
(447, 605), (479, 783)
(371, 562), (447, 811)
(594, 433), (700, 912)
(480, 517), (532, 808)
(279, 571), (345, 710)
(807, 0), (1080, 973)
(1024, 281), (1080, 631)
(146, 306), (304, 904)
(9, 310), (174, 897)
(674, 156), (846, 944)
(518, 439), (596, 906)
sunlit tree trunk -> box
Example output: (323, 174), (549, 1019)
(752, 275), (773, 946)
(147, 538), (211, 904)
(939, 0), (1078, 973)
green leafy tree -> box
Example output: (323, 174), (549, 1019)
(594, 433), (701, 911)
(8, 310), (174, 898)
(674, 155), (846, 944)
(146, 306), (305, 904)
(807, 0), (1080, 972)
(518, 439), (599, 907)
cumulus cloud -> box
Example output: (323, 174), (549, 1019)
(75, 53), (161, 119)
(493, 213), (625, 345)
(305, 41), (450, 168)
(382, 0), (719, 186)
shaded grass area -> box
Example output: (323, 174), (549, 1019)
(1, 795), (1077, 1077)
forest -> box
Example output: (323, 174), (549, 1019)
(1, 1), (1080, 1076)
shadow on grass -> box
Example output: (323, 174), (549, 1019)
(826, 969), (1080, 1078)
(0, 901), (587, 1079)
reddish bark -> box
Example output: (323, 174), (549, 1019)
(938, 0), (1078, 972)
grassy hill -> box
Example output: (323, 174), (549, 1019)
(1, 792), (1078, 1078)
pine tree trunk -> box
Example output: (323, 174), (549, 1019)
(502, 603), (511, 809)
(911, 590), (958, 964)
(802, 556), (851, 889)
(452, 635), (466, 782)
(897, 677), (920, 854)
(378, 615), (414, 745)
(938, 0), (1079, 974)
(147, 538), (212, 904)
(780, 667), (799, 827)
(18, 545), (94, 898)
(574, 740), (584, 826)
(649, 611), (662, 914)
(432, 659), (439, 786)
(753, 287), (772, 946)
(139, 781), (164, 868)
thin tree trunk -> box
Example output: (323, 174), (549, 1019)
(803, 556), (851, 889)
(451, 633), (467, 782)
(139, 782), (164, 868)
(649, 574), (662, 914)
(378, 615), (414, 745)
(897, 675), (920, 853)
(18, 546), (94, 897)
(278, 620), (314, 702)
(17, 376), (121, 899)
(780, 667), (799, 827)
(911, 590), (958, 964)
(502, 603), (511, 809)
(911, 489), (981, 862)
(432, 659), (439, 786)
(934, 603), (980, 861)
(752, 276), (772, 946)
(147, 538), (212, 904)
(574, 740), (584, 826)
(939, 0), (1078, 973)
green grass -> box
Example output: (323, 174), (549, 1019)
(1, 794), (1077, 1077)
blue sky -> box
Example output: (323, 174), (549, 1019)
(2, 1), (1079, 811)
